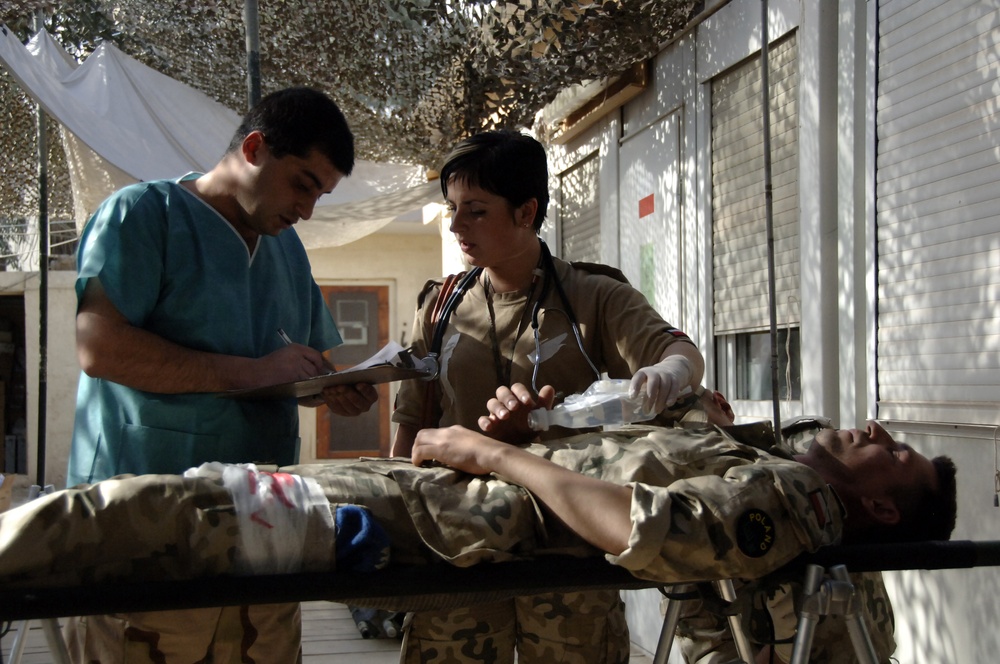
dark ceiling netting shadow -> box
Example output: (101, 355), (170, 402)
(1, 0), (696, 226)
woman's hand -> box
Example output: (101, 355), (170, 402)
(629, 355), (694, 415)
(477, 383), (556, 443)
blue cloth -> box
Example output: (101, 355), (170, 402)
(68, 175), (342, 485)
(335, 505), (391, 572)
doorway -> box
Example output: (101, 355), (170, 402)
(316, 285), (391, 458)
(0, 295), (25, 473)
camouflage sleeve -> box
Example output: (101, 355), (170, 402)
(607, 459), (843, 584)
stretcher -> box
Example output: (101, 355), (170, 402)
(2, 541), (999, 664)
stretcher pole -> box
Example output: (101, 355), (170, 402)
(760, 0), (782, 445)
(715, 579), (756, 663)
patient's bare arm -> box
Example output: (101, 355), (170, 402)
(411, 425), (632, 556)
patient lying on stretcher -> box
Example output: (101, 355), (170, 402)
(0, 388), (956, 593)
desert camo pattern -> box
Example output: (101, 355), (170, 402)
(399, 590), (630, 664)
(0, 464), (339, 589)
(0, 425), (843, 663)
(0, 425), (839, 590)
(62, 603), (302, 664)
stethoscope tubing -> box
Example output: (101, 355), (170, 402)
(429, 241), (601, 392)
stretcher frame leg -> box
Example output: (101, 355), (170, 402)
(6, 619), (70, 664)
(789, 563), (877, 664)
(653, 582), (758, 664)
(652, 585), (690, 664)
(714, 579), (755, 663)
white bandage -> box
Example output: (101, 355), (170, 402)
(185, 462), (335, 575)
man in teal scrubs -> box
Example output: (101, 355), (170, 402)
(66, 87), (378, 664)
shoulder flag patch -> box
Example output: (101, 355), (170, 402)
(809, 489), (832, 529)
(666, 327), (691, 342)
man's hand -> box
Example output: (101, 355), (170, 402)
(254, 348), (378, 418)
(254, 343), (329, 387)
(320, 383), (379, 416)
(412, 425), (503, 475)
(478, 383), (556, 443)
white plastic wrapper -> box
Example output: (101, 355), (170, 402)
(184, 462), (336, 575)
(528, 378), (658, 432)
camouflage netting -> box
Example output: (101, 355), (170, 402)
(0, 0), (695, 259)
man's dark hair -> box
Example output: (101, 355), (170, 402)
(865, 455), (958, 544)
(228, 87), (355, 176)
(439, 130), (549, 230)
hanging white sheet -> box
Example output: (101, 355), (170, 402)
(0, 26), (439, 248)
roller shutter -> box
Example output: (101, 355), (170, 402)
(559, 152), (601, 263)
(875, 0), (1000, 425)
(712, 33), (800, 335)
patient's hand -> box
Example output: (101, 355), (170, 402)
(478, 383), (555, 444)
(412, 425), (503, 475)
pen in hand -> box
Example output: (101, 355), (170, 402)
(278, 327), (337, 381)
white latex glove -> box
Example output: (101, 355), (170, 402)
(628, 355), (693, 415)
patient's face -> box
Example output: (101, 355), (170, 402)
(809, 421), (937, 497)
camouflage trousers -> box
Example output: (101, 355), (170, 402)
(400, 589), (630, 664)
(62, 603), (302, 664)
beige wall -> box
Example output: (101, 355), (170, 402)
(16, 270), (78, 489)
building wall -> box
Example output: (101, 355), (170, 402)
(21, 270), (77, 490)
(547, 0), (999, 659)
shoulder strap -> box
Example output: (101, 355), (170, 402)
(429, 272), (465, 331)
(429, 268), (481, 357)
(421, 268), (480, 428)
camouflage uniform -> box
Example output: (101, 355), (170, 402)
(673, 417), (896, 663)
(392, 258), (696, 664)
(62, 604), (302, 664)
(0, 425), (842, 662)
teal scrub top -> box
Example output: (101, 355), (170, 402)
(68, 175), (342, 485)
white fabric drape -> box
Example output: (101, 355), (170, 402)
(0, 26), (438, 248)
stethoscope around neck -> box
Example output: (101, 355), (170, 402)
(426, 239), (601, 393)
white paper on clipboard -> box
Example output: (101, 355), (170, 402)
(220, 342), (434, 401)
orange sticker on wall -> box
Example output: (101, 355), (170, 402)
(639, 194), (655, 218)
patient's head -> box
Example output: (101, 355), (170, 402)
(799, 421), (957, 544)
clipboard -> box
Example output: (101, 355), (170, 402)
(220, 364), (434, 401)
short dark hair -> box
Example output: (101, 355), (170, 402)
(439, 130), (549, 230)
(228, 87), (355, 176)
(877, 455), (958, 544)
